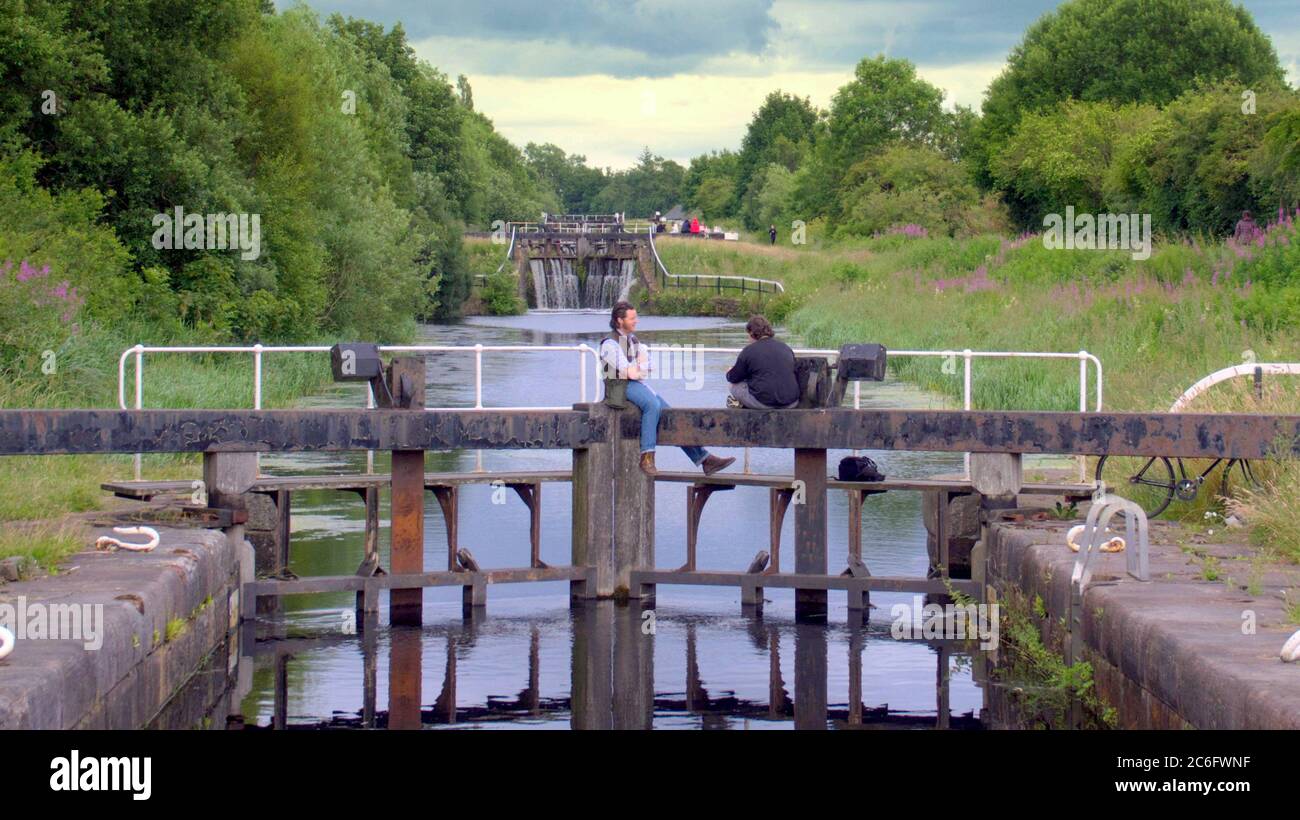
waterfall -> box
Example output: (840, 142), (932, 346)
(530, 259), (580, 309)
(529, 256), (637, 310)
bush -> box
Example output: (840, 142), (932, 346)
(1233, 285), (1300, 333)
(480, 272), (525, 315)
(1107, 84), (1300, 235)
(834, 144), (986, 238)
(991, 100), (1158, 223)
(972, 0), (1286, 191)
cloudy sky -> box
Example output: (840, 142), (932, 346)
(293, 0), (1300, 169)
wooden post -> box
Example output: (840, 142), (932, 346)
(355, 486), (380, 614)
(970, 452), (1020, 605)
(572, 401), (654, 602)
(794, 622), (828, 729)
(794, 448), (828, 622)
(383, 357), (426, 626)
(612, 603), (654, 729)
(612, 409), (654, 599)
(570, 602), (613, 729)
(204, 451), (258, 586)
(970, 452), (1022, 498)
(572, 403), (614, 600)
(388, 626), (423, 729)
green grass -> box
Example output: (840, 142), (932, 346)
(660, 230), (1300, 540)
(0, 318), (340, 569)
(1232, 461), (1300, 565)
(0, 520), (87, 573)
(1283, 591), (1300, 625)
(657, 231), (1300, 414)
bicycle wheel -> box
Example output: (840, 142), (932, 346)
(1094, 455), (1176, 519)
(1218, 459), (1263, 499)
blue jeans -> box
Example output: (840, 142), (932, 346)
(625, 380), (708, 465)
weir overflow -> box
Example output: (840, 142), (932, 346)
(506, 216), (657, 310)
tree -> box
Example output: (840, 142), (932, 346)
(329, 16), (470, 214)
(743, 163), (797, 233)
(525, 142), (607, 213)
(592, 148), (684, 217)
(735, 92), (819, 211)
(971, 0), (1286, 189)
(990, 100), (1159, 225)
(457, 74), (474, 110)
(815, 56), (960, 223)
(1107, 84), (1300, 235)
(683, 150), (739, 219)
(827, 56), (952, 166)
(835, 144), (985, 238)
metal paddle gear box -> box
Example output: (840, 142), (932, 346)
(837, 344), (887, 382)
(330, 343), (384, 381)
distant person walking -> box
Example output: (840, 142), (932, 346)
(600, 301), (736, 476)
(769, 224), (777, 245)
(1233, 209), (1263, 243)
(725, 316), (800, 409)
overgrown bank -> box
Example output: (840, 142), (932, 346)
(654, 224), (1300, 549)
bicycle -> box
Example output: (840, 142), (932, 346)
(1093, 454), (1260, 519)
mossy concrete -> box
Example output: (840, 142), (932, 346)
(989, 518), (1300, 729)
(0, 524), (241, 729)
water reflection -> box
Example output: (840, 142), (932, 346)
(239, 603), (986, 730)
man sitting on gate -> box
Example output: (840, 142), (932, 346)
(725, 315), (800, 410)
(600, 301), (736, 477)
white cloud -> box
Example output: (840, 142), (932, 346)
(465, 59), (1005, 170)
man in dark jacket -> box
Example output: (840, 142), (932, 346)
(725, 316), (800, 409)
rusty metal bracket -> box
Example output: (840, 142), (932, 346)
(178, 505), (247, 528)
(678, 483), (735, 572)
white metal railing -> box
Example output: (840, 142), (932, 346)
(507, 219), (658, 235)
(494, 224), (517, 275)
(647, 227), (785, 294)
(118, 343), (1102, 482)
(1169, 363), (1300, 412)
(655, 346), (1103, 478)
(472, 225), (519, 284)
(117, 343), (604, 479)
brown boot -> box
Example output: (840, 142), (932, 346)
(639, 451), (657, 476)
(701, 454), (736, 476)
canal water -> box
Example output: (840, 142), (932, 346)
(234, 313), (1001, 729)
